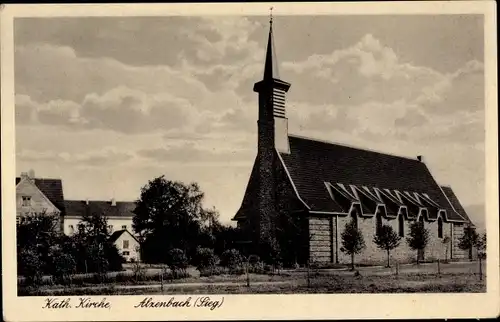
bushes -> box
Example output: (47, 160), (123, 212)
(220, 249), (243, 269)
(166, 248), (188, 279)
(199, 266), (225, 277)
(18, 268), (191, 288)
(193, 247), (219, 269)
(18, 247), (44, 285)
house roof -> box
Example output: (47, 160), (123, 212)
(109, 229), (139, 243)
(278, 135), (467, 222)
(64, 200), (135, 218)
(440, 186), (474, 225)
(16, 177), (66, 214)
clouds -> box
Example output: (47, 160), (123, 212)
(17, 148), (135, 167)
(16, 87), (196, 134)
(15, 43), (210, 103)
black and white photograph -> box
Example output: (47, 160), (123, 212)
(1, 2), (498, 320)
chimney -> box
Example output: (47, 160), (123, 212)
(28, 169), (35, 179)
(111, 198), (116, 206)
(20, 172), (29, 180)
(417, 155), (423, 162)
(85, 198), (89, 205)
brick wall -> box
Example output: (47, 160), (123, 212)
(309, 217), (332, 263)
(313, 212), (456, 266)
(451, 223), (468, 260)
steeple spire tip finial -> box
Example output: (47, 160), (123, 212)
(269, 6), (273, 25)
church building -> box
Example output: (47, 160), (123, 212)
(232, 21), (474, 265)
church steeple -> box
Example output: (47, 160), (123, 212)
(263, 17), (280, 81)
(254, 17), (291, 154)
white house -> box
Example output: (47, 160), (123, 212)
(16, 170), (140, 262)
(109, 229), (141, 262)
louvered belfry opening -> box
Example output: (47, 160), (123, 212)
(272, 87), (286, 118)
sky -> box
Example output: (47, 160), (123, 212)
(14, 15), (485, 228)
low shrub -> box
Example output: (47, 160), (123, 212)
(228, 266), (245, 275)
(199, 266), (225, 277)
(193, 247), (219, 269)
(220, 249), (243, 269)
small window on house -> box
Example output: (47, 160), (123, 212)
(438, 217), (443, 238)
(22, 196), (31, 207)
(108, 225), (113, 232)
(122, 225), (127, 230)
(398, 215), (404, 237)
(16, 217), (21, 225)
(123, 251), (130, 256)
(69, 225), (74, 234)
(123, 240), (129, 249)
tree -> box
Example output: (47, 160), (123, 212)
(132, 176), (218, 263)
(49, 247), (77, 284)
(373, 224), (401, 267)
(475, 233), (486, 259)
(166, 248), (188, 278)
(442, 235), (451, 263)
(18, 247), (43, 285)
(17, 211), (62, 279)
(340, 220), (366, 270)
(72, 213), (124, 274)
(406, 221), (430, 264)
(458, 226), (479, 261)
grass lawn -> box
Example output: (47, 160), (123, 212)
(19, 265), (485, 295)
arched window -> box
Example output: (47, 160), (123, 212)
(398, 215), (404, 237)
(376, 213), (382, 235)
(438, 217), (443, 238)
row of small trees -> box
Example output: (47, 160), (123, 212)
(340, 220), (486, 270)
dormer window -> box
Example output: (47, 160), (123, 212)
(22, 196), (31, 207)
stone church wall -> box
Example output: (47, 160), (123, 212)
(313, 212), (456, 266)
(309, 217), (332, 263)
(451, 223), (467, 260)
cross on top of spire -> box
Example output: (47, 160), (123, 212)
(270, 6), (273, 25)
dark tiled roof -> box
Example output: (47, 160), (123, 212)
(109, 229), (139, 243)
(64, 200), (135, 218)
(440, 186), (472, 224)
(279, 135), (466, 221)
(16, 177), (66, 214)
(109, 230), (126, 243)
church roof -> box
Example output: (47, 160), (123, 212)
(16, 177), (66, 214)
(279, 135), (468, 222)
(440, 186), (474, 225)
(64, 200), (135, 218)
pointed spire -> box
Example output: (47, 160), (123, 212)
(263, 12), (280, 80)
